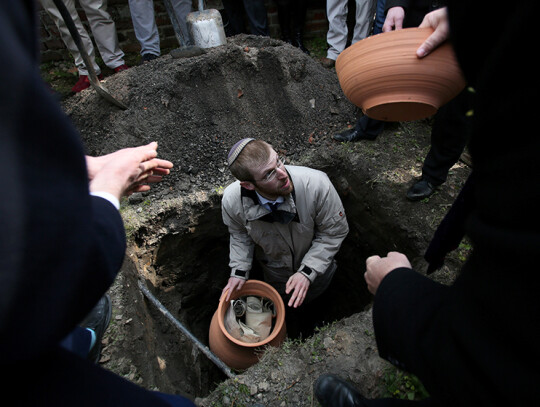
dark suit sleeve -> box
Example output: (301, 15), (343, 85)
(0, 1), (126, 364)
(372, 268), (450, 373)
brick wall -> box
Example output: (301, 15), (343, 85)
(39, 0), (329, 63)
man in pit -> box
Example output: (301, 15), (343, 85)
(220, 138), (349, 337)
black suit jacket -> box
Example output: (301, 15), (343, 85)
(373, 1), (540, 405)
(0, 2), (175, 405)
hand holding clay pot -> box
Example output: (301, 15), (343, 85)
(335, 27), (466, 122)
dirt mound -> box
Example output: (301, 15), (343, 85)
(64, 34), (357, 196)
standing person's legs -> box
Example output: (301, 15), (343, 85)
(326, 0), (348, 60)
(291, 0), (310, 53)
(128, 0), (161, 57)
(352, 0), (377, 44)
(422, 91), (471, 185)
(80, 0), (125, 69)
(407, 90), (471, 201)
(276, 0), (292, 42)
(170, 0), (192, 45)
(40, 0), (100, 75)
(222, 0), (246, 35)
(242, 0), (269, 36)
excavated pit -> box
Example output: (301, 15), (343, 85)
(62, 35), (469, 403)
(117, 161), (427, 399)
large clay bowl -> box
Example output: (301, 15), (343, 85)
(209, 280), (286, 370)
(335, 27), (466, 122)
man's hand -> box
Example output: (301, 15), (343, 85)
(221, 276), (246, 302)
(364, 252), (411, 295)
(417, 7), (450, 58)
(87, 142), (173, 199)
(285, 272), (310, 308)
(382, 7), (405, 32)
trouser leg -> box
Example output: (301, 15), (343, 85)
(326, 0), (348, 60)
(291, 0), (309, 52)
(128, 0), (160, 56)
(242, 0), (269, 36)
(80, 0), (125, 69)
(355, 115), (385, 139)
(422, 90), (472, 185)
(352, 0), (377, 44)
(276, 0), (292, 42)
(373, 0), (386, 35)
(40, 0), (100, 75)
(222, 0), (246, 35)
(169, 0), (192, 46)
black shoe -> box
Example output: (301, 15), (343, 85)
(80, 294), (112, 363)
(406, 179), (436, 201)
(293, 33), (310, 55)
(314, 374), (366, 407)
(333, 128), (377, 142)
(141, 53), (158, 64)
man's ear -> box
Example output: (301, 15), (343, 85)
(240, 181), (256, 191)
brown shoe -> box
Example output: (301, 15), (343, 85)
(321, 57), (335, 68)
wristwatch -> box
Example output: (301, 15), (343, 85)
(231, 269), (248, 280)
(300, 266), (316, 283)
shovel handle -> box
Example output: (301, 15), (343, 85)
(51, 0), (100, 85)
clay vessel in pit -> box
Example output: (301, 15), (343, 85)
(209, 280), (287, 371)
(335, 27), (466, 122)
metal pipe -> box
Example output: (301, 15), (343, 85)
(137, 279), (235, 379)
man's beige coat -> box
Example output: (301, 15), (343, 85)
(222, 165), (349, 300)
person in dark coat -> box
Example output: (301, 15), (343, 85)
(316, 1), (540, 406)
(0, 1), (195, 405)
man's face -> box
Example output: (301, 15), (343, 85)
(243, 150), (293, 200)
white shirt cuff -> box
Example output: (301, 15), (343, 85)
(90, 191), (120, 210)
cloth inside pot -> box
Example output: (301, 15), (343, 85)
(224, 295), (275, 343)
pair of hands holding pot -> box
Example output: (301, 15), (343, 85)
(222, 272), (310, 308)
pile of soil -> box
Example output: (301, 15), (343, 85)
(61, 35), (471, 405)
(64, 35), (358, 196)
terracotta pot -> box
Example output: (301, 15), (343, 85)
(209, 280), (287, 370)
(335, 27), (466, 122)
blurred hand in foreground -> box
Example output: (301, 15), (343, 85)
(364, 252), (412, 295)
(86, 141), (173, 200)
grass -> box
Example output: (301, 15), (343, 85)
(382, 367), (430, 400)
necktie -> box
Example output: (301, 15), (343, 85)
(268, 202), (280, 212)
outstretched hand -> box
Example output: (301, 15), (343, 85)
(86, 141), (173, 199)
(364, 252), (411, 295)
